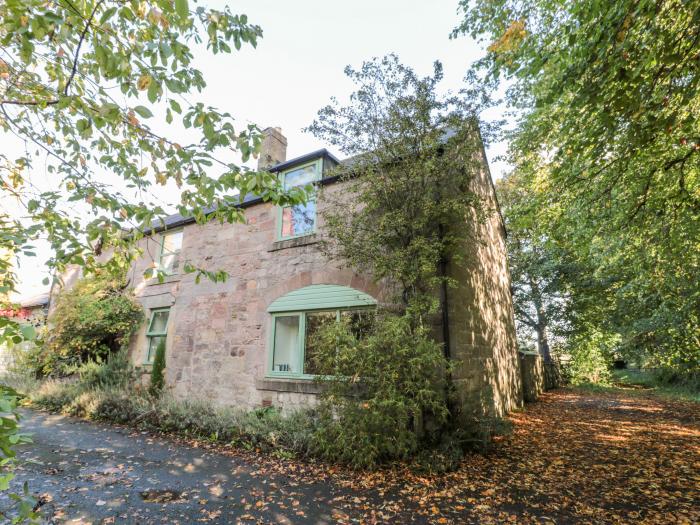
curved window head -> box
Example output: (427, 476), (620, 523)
(266, 285), (377, 378)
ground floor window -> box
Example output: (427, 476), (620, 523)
(269, 309), (375, 377)
(145, 308), (170, 363)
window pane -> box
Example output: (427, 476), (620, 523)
(281, 201), (316, 237)
(148, 310), (170, 334)
(341, 309), (376, 339)
(304, 311), (337, 375)
(273, 315), (300, 373)
(162, 231), (183, 252)
(283, 164), (317, 189)
(161, 231), (182, 273)
(160, 252), (180, 273)
(147, 336), (166, 363)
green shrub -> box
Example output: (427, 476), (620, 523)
(565, 331), (617, 385)
(73, 350), (135, 391)
(149, 339), (166, 397)
(36, 271), (143, 377)
(307, 312), (453, 469)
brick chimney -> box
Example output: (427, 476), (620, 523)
(257, 127), (287, 170)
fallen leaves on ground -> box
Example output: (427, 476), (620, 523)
(196, 388), (699, 524)
(29, 388), (696, 524)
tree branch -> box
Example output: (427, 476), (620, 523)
(64, 0), (105, 96)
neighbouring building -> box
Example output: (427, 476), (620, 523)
(53, 127), (524, 417)
(0, 292), (50, 375)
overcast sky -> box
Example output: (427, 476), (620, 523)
(7, 0), (511, 299)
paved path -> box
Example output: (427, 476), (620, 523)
(2, 410), (367, 524)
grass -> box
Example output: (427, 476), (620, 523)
(572, 369), (700, 403)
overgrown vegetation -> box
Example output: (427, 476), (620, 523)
(303, 55), (501, 469)
(4, 358), (315, 459)
(22, 272), (143, 378)
(455, 0), (699, 383)
(149, 338), (166, 397)
(308, 314), (452, 469)
(0, 386), (38, 523)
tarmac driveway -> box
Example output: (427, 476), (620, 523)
(1, 410), (370, 524)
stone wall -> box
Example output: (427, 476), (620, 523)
(124, 178), (384, 412)
(447, 145), (524, 418)
(519, 352), (545, 403)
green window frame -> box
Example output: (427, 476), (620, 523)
(277, 159), (322, 240)
(157, 229), (183, 275)
(145, 307), (170, 364)
(267, 308), (375, 379)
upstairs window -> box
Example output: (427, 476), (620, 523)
(279, 160), (321, 239)
(158, 230), (183, 274)
(145, 307), (170, 363)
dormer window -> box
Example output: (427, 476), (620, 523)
(278, 160), (321, 239)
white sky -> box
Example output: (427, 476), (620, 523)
(5, 0), (511, 300)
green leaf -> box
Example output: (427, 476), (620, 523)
(133, 105), (153, 119)
(175, 0), (189, 19)
(99, 7), (117, 24)
(20, 325), (36, 341)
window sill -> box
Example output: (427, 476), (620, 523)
(145, 273), (181, 286)
(256, 377), (324, 394)
(268, 234), (319, 252)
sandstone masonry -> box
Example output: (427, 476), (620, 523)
(54, 127), (524, 417)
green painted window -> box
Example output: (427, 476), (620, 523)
(267, 285), (377, 378)
(278, 160), (321, 240)
(268, 308), (376, 378)
(145, 307), (170, 363)
(158, 230), (183, 274)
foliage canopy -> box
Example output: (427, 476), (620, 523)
(456, 0), (700, 372)
(0, 0), (308, 345)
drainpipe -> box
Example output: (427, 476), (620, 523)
(438, 224), (456, 422)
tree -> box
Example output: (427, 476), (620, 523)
(455, 0), (700, 372)
(149, 337), (166, 397)
(307, 55), (486, 317)
(305, 56), (492, 466)
(0, 0), (309, 345)
(496, 168), (570, 361)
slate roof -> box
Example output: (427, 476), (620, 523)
(149, 149), (341, 233)
(19, 292), (50, 308)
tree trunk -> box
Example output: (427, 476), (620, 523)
(528, 274), (552, 362)
(536, 325), (552, 362)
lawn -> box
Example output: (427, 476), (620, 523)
(573, 369), (700, 403)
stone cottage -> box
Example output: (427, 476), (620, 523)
(55, 127), (524, 417)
